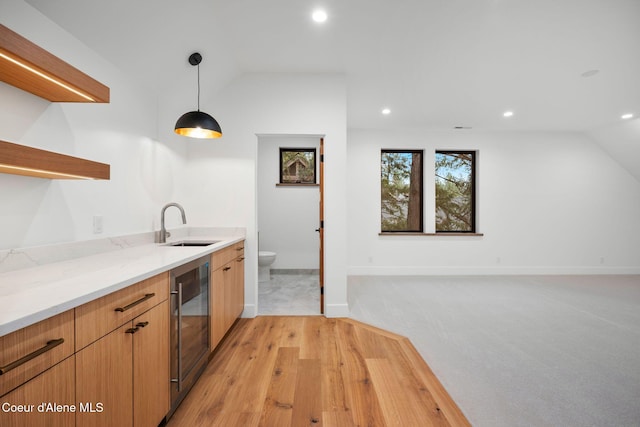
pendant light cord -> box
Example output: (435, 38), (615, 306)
(197, 63), (201, 112)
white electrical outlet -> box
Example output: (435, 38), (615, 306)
(93, 215), (103, 234)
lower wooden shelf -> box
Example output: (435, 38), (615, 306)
(0, 140), (110, 180)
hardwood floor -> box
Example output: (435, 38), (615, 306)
(166, 316), (469, 427)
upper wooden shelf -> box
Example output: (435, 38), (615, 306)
(0, 140), (110, 180)
(0, 24), (109, 103)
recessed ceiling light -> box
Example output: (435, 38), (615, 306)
(581, 69), (599, 78)
(621, 113), (634, 120)
(312, 10), (328, 23)
(382, 108), (391, 115)
(503, 111), (514, 117)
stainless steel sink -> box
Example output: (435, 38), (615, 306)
(164, 240), (220, 247)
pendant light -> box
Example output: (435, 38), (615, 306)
(174, 52), (222, 139)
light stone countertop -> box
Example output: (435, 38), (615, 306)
(0, 227), (245, 337)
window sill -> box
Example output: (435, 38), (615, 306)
(379, 232), (484, 236)
(276, 183), (319, 187)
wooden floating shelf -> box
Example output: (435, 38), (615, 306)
(0, 140), (110, 180)
(0, 24), (109, 103)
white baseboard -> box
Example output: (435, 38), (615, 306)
(241, 303), (257, 318)
(347, 265), (640, 276)
(324, 303), (350, 318)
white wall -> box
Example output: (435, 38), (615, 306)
(588, 118), (640, 182)
(159, 73), (348, 317)
(0, 1), (187, 250)
(348, 128), (640, 275)
(257, 135), (320, 269)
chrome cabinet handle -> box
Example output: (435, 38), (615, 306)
(114, 293), (155, 312)
(0, 338), (64, 375)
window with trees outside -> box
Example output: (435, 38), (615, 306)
(435, 151), (476, 233)
(279, 148), (316, 184)
(381, 150), (423, 232)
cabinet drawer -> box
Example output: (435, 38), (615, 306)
(75, 272), (169, 350)
(0, 356), (75, 427)
(0, 310), (74, 397)
(211, 241), (245, 271)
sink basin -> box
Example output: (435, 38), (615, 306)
(165, 240), (220, 247)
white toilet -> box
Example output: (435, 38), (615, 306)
(258, 251), (277, 282)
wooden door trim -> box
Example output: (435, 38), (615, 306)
(319, 137), (325, 314)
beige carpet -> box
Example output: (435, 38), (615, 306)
(348, 275), (640, 427)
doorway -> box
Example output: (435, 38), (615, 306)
(256, 134), (324, 315)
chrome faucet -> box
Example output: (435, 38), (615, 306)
(159, 203), (187, 243)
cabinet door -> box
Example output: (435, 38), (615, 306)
(0, 356), (75, 427)
(232, 256), (245, 320)
(209, 265), (226, 352)
(223, 262), (236, 332)
(132, 300), (169, 427)
(76, 323), (133, 427)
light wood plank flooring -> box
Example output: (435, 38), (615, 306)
(166, 316), (469, 426)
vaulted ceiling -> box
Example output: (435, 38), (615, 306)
(24, 0), (640, 132)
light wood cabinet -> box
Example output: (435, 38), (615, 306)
(229, 254), (245, 325)
(1, 245), (245, 425)
(76, 322), (132, 427)
(0, 309), (74, 397)
(75, 274), (170, 427)
(0, 310), (74, 427)
(0, 356), (76, 427)
(75, 273), (169, 351)
(210, 241), (245, 352)
(132, 299), (170, 427)
(209, 266), (226, 352)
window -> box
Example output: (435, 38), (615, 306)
(279, 148), (316, 184)
(381, 150), (423, 232)
(435, 151), (476, 232)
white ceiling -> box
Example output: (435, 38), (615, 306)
(24, 0), (640, 132)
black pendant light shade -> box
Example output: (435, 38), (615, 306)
(174, 52), (222, 139)
(175, 111), (222, 138)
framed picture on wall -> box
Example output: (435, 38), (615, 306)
(279, 148), (317, 184)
